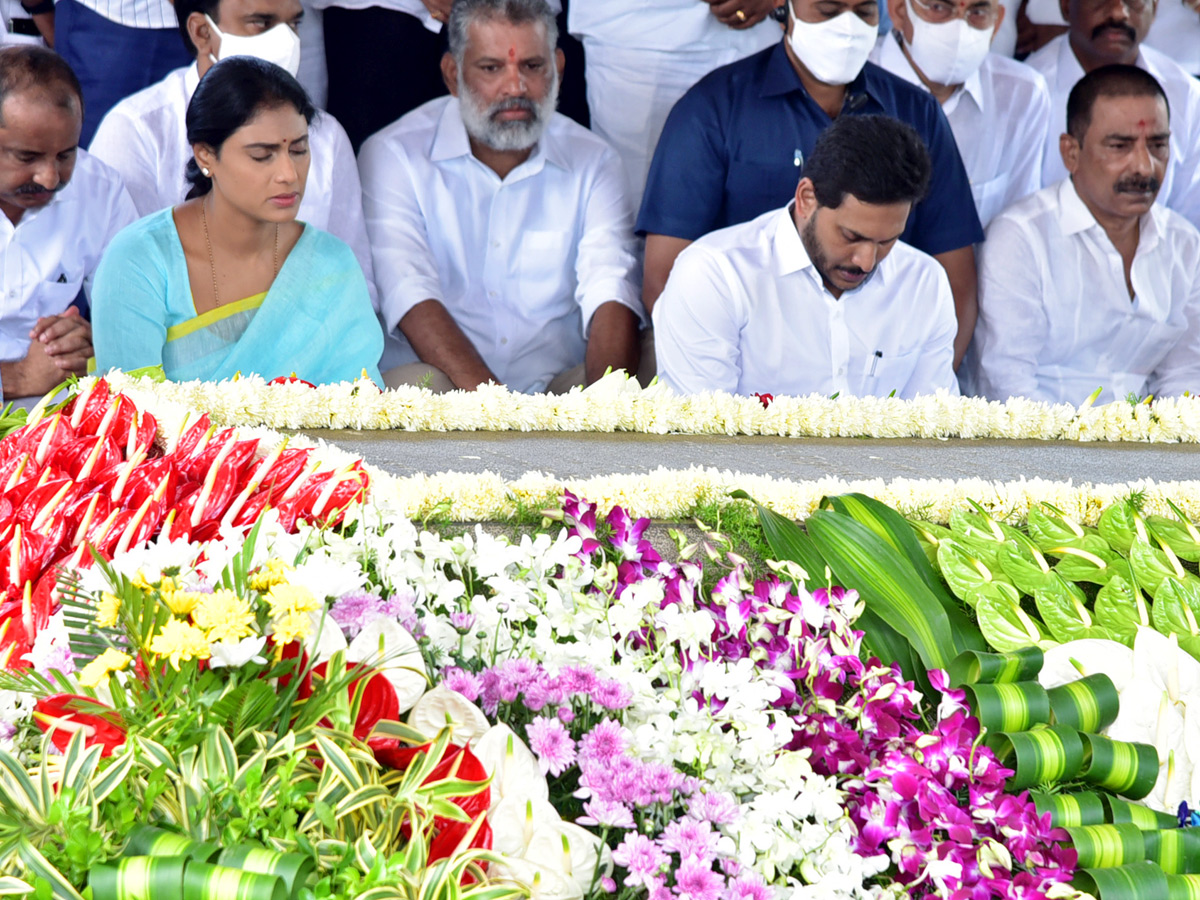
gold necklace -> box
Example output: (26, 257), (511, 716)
(200, 197), (280, 307)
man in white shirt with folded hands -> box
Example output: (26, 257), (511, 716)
(359, 0), (643, 394)
(653, 113), (958, 399)
(967, 65), (1200, 404)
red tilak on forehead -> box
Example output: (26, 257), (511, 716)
(509, 46), (516, 60)
(1137, 120), (1147, 129)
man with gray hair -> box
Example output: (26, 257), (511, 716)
(358, 0), (644, 394)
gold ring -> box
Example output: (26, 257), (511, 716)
(735, 8), (747, 19)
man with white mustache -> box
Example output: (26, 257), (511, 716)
(870, 0), (1053, 226)
(358, 0), (643, 394)
(637, 0), (984, 371)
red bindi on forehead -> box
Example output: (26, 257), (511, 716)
(508, 46), (516, 60)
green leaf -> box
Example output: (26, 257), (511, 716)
(976, 592), (1051, 653)
(997, 542), (1057, 597)
(963, 681), (1051, 734)
(1131, 540), (1187, 598)
(806, 509), (959, 676)
(1152, 577), (1200, 640)
(1028, 503), (1096, 551)
(1047, 674), (1119, 733)
(1052, 541), (1122, 585)
(1030, 791), (1107, 828)
(1147, 508), (1200, 563)
(988, 723), (1084, 790)
(947, 646), (1044, 687)
(15, 840), (83, 900)
(937, 539), (1013, 607)
(1099, 500), (1140, 555)
(732, 491), (826, 583)
(1095, 574), (1151, 647)
(1034, 575), (1108, 643)
(1065, 824), (1147, 868)
(1074, 862), (1167, 900)
(1080, 732), (1159, 800)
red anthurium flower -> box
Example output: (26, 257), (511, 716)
(311, 661), (399, 742)
(268, 375), (317, 389)
(428, 815), (493, 872)
(34, 694), (126, 756)
(754, 392), (773, 409)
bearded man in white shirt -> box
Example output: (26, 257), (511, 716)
(359, 0), (643, 394)
(870, 0), (1052, 226)
(967, 65), (1200, 404)
(0, 47), (137, 403)
(1025, 0), (1200, 228)
(653, 114), (958, 399)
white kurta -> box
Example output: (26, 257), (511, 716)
(0, 150), (138, 363)
(567, 1), (781, 207)
(871, 32), (1052, 227)
(968, 179), (1200, 404)
(1026, 36), (1200, 230)
(358, 96), (643, 394)
(652, 206), (960, 399)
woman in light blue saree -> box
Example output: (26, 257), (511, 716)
(91, 57), (383, 386)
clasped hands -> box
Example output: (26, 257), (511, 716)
(1, 308), (92, 401)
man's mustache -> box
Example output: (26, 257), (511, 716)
(13, 181), (67, 196)
(1091, 20), (1137, 41)
(487, 97), (539, 121)
(1115, 175), (1161, 194)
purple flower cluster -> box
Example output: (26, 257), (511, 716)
(440, 659), (633, 720)
(558, 496), (1078, 900)
(329, 587), (419, 637)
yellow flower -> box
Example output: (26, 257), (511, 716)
(248, 559), (293, 592)
(131, 570), (154, 592)
(77, 648), (132, 688)
(163, 590), (205, 617)
(192, 589), (256, 644)
(264, 583), (319, 619)
(95, 593), (122, 629)
(148, 619), (211, 670)
(271, 609), (313, 645)
(159, 575), (180, 603)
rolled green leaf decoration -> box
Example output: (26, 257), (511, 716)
(1081, 732), (1160, 799)
(1105, 796), (1181, 831)
(948, 647), (1044, 687)
(1143, 829), (1200, 875)
(1065, 823), (1147, 868)
(964, 682), (1051, 735)
(90, 855), (189, 900)
(217, 845), (314, 896)
(989, 724), (1084, 790)
(1074, 862), (1168, 900)
(181, 861), (287, 900)
(1031, 791), (1107, 828)
(1048, 674), (1120, 733)
(123, 826), (219, 863)
(1168, 873), (1200, 900)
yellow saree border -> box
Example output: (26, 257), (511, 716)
(166, 292), (268, 344)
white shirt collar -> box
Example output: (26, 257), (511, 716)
(429, 97), (568, 177)
(772, 205), (889, 289)
(1056, 177), (1164, 254)
(878, 30), (985, 113)
(184, 61), (201, 102)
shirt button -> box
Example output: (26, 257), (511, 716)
(837, 367), (846, 375)
(501, 337), (508, 345)
(488, 291), (498, 298)
(492, 241), (501, 248)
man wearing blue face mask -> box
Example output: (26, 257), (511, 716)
(86, 0), (400, 367)
(638, 0), (983, 369)
(871, 0), (1052, 227)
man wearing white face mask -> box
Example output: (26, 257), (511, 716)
(638, 0), (984, 369)
(871, 0), (1052, 226)
(87, 0), (396, 366)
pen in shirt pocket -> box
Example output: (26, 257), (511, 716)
(869, 350), (882, 376)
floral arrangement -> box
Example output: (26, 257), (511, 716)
(93, 370), (1200, 443)
(10, 380), (1200, 900)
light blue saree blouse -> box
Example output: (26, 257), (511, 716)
(91, 208), (384, 386)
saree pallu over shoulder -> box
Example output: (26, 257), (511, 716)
(167, 228), (384, 386)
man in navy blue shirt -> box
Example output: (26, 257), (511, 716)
(638, 0), (983, 367)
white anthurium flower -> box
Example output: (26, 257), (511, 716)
(347, 619), (426, 713)
(291, 553), (367, 602)
(303, 609), (348, 664)
(472, 723), (549, 812)
(488, 794), (563, 859)
(488, 856), (580, 900)
(407, 685), (489, 746)
(209, 635), (269, 669)
(521, 821), (608, 898)
(1037, 639), (1135, 692)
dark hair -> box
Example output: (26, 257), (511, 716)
(174, 0), (221, 57)
(0, 45), (83, 125)
(1066, 64), (1169, 141)
(447, 0), (558, 63)
(803, 115), (932, 210)
(184, 56), (316, 199)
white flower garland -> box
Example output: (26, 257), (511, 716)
(91, 371), (1200, 443)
